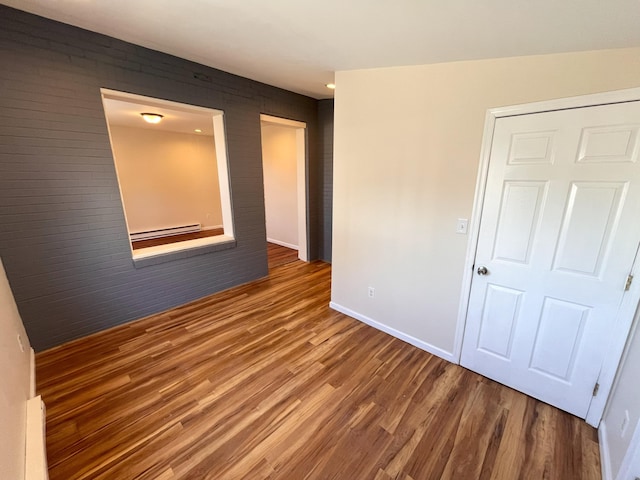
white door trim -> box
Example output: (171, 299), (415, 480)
(260, 114), (309, 262)
(453, 86), (640, 427)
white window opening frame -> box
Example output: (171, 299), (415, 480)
(101, 88), (235, 265)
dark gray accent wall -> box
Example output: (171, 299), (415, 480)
(0, 6), (331, 351)
(317, 99), (334, 262)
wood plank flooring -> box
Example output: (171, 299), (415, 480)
(131, 228), (224, 250)
(36, 261), (600, 480)
(267, 242), (299, 270)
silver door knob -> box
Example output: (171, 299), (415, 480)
(477, 266), (489, 275)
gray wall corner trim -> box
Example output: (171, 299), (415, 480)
(317, 99), (334, 263)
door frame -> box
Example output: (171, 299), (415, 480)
(453, 86), (640, 427)
(259, 114), (309, 262)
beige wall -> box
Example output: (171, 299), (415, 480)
(0, 258), (32, 479)
(331, 47), (640, 359)
(261, 124), (298, 248)
(109, 126), (223, 233)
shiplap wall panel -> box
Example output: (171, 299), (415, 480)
(0, 5), (328, 350)
(318, 99), (334, 263)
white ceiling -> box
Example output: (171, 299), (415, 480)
(102, 97), (215, 136)
(3, 0), (640, 99)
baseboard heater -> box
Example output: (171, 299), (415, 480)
(130, 223), (201, 241)
(25, 396), (49, 480)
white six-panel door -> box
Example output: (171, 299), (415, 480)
(461, 101), (640, 418)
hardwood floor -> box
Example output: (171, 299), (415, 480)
(36, 261), (600, 480)
(267, 242), (299, 269)
(131, 228), (224, 250)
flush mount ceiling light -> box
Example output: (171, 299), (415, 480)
(326, 83), (336, 90)
(140, 113), (164, 124)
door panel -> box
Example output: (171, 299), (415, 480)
(493, 181), (547, 264)
(477, 284), (523, 359)
(552, 181), (627, 276)
(528, 297), (589, 381)
(577, 125), (639, 163)
(508, 131), (556, 165)
(461, 101), (640, 418)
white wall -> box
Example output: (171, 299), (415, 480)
(601, 309), (640, 480)
(261, 124), (299, 248)
(109, 126), (223, 233)
(0, 258), (33, 479)
(332, 47), (640, 359)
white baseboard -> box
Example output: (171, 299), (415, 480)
(329, 302), (456, 363)
(267, 238), (299, 250)
(599, 421), (613, 480)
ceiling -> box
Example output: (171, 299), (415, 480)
(3, 0), (640, 99)
(102, 97), (215, 136)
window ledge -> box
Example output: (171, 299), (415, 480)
(132, 235), (236, 268)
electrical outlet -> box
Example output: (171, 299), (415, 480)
(621, 410), (630, 437)
(368, 287), (375, 298)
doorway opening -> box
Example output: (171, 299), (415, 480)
(260, 114), (308, 264)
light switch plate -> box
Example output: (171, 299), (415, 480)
(456, 218), (469, 235)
